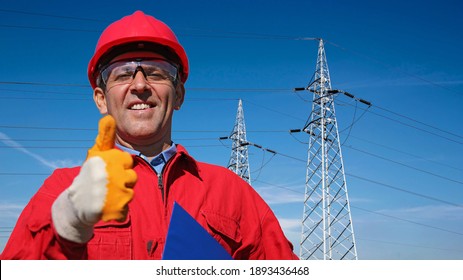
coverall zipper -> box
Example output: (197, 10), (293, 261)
(158, 172), (164, 202)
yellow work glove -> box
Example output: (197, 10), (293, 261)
(86, 115), (137, 222)
(52, 115), (137, 243)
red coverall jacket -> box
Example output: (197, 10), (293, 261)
(1, 145), (298, 260)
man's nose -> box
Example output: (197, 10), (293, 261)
(130, 70), (149, 92)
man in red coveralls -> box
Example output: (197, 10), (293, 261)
(1, 10), (298, 260)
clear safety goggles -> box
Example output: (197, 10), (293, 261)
(99, 58), (179, 86)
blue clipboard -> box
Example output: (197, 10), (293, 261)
(162, 202), (233, 260)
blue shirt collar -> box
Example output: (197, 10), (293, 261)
(116, 143), (177, 174)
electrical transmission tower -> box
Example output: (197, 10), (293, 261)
(298, 39), (358, 260)
(224, 99), (252, 185)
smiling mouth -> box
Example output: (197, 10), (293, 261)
(129, 103), (153, 110)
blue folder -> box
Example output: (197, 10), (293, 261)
(162, 202), (233, 260)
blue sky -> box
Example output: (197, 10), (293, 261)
(0, 0), (462, 260)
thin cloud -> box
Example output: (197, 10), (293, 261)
(255, 186), (303, 205)
(0, 201), (25, 219)
(378, 204), (463, 221)
(0, 132), (59, 169)
(48, 159), (83, 168)
(278, 218), (301, 231)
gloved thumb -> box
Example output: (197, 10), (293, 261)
(89, 115), (116, 154)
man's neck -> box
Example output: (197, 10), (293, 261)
(116, 138), (173, 161)
(136, 142), (173, 162)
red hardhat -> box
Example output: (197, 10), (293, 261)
(88, 10), (189, 88)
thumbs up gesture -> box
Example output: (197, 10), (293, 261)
(52, 116), (137, 243)
(86, 115), (137, 222)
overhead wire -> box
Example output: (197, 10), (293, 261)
(0, 24), (99, 33)
(0, 81), (88, 87)
(374, 103), (463, 140)
(2, 133), (461, 209)
(0, 124), (287, 134)
(3, 135), (461, 200)
(1, 134), (462, 250)
(356, 237), (463, 253)
(344, 145), (463, 186)
(344, 134), (463, 172)
(254, 179), (304, 194)
(1, 7), (461, 98)
(0, 8), (106, 22)
(324, 39), (463, 96)
(3, 128), (461, 173)
(1, 81), (462, 148)
(249, 146), (463, 207)
(335, 98), (463, 145)
(0, 172), (50, 176)
(0, 81), (295, 93)
(346, 173), (463, 208)
(352, 205), (463, 236)
(243, 99), (305, 122)
(0, 88), (88, 96)
(0, 8), (462, 254)
(250, 151), (277, 183)
(0, 96), (88, 101)
(1, 87), (461, 184)
(338, 96), (371, 146)
(253, 179), (463, 237)
(2, 17), (459, 100)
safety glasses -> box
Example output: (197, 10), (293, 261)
(99, 58), (178, 86)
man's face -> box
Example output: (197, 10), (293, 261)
(93, 51), (185, 147)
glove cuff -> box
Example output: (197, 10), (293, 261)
(52, 189), (94, 244)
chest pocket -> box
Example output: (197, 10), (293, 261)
(201, 210), (242, 254)
(87, 215), (132, 260)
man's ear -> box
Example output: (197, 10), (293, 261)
(93, 87), (108, 114)
(174, 82), (186, 110)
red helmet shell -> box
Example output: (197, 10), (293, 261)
(88, 11), (189, 88)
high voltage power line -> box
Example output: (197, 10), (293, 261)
(2, 137), (461, 182)
(0, 8), (106, 22)
(1, 97), (462, 178)
(6, 131), (461, 173)
(356, 237), (463, 253)
(1, 143), (461, 252)
(344, 145), (463, 185)
(1, 128), (461, 209)
(346, 174), (463, 208)
(1, 6), (462, 98)
(0, 173), (461, 253)
(351, 206), (463, 236)
(1, 82), (461, 146)
(1, 7), (462, 258)
(1, 96), (462, 148)
(345, 134), (463, 172)
(335, 99), (463, 145)
(253, 180), (463, 238)
(1, 90), (461, 186)
(324, 40), (463, 97)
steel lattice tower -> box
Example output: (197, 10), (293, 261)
(299, 39), (358, 260)
(226, 99), (252, 185)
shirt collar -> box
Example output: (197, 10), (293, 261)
(116, 143), (177, 174)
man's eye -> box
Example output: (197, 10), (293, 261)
(114, 73), (132, 80)
(146, 70), (169, 80)
(111, 68), (132, 78)
(148, 72), (164, 78)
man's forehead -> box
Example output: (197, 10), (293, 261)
(109, 51), (168, 63)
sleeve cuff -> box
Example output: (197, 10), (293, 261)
(51, 189), (94, 244)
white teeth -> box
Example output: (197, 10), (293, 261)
(130, 103), (151, 110)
